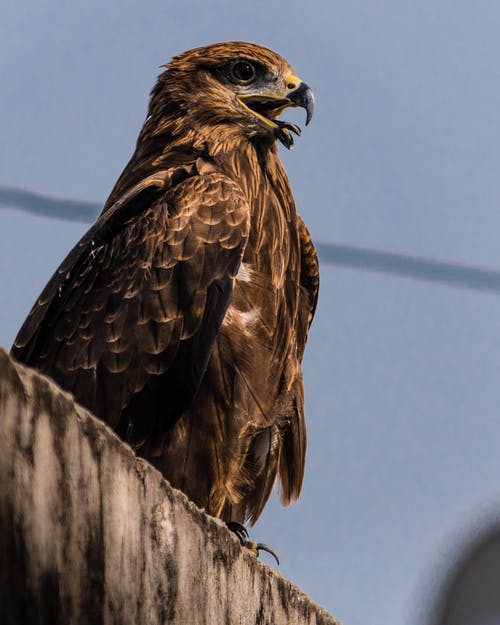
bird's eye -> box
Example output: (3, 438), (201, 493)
(231, 61), (256, 83)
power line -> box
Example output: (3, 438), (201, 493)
(2, 184), (500, 295)
(316, 243), (500, 295)
(0, 186), (99, 223)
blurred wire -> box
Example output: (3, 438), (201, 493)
(0, 186), (99, 223)
(316, 243), (500, 295)
(3, 184), (500, 295)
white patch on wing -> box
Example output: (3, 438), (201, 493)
(239, 310), (258, 326)
(221, 306), (259, 334)
(236, 262), (252, 282)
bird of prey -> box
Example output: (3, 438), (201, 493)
(12, 41), (318, 532)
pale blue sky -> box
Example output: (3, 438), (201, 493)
(2, 2), (500, 624)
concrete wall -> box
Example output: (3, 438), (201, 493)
(0, 347), (338, 625)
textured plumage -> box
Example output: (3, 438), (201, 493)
(12, 42), (319, 525)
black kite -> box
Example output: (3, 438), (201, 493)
(12, 42), (319, 528)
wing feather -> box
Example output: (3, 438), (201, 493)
(12, 168), (250, 453)
(277, 213), (319, 506)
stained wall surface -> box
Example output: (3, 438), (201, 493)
(0, 347), (337, 625)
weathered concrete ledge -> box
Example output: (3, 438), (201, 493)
(0, 347), (338, 625)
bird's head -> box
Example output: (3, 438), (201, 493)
(150, 41), (314, 150)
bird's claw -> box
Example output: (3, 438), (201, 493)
(274, 120), (302, 150)
(226, 521), (249, 543)
(246, 541), (280, 565)
(226, 521), (280, 565)
(276, 120), (302, 136)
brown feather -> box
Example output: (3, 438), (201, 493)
(11, 41), (318, 526)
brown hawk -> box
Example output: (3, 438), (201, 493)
(12, 41), (319, 533)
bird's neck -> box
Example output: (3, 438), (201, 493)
(103, 101), (283, 216)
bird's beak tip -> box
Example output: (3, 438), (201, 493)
(287, 82), (315, 126)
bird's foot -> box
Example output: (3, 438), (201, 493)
(226, 521), (280, 565)
(274, 120), (301, 150)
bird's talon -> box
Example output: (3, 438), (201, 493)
(246, 541), (280, 566)
(275, 119), (302, 136)
(226, 522), (279, 564)
(226, 521), (249, 543)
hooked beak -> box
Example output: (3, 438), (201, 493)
(286, 82), (315, 126)
(274, 80), (314, 149)
(237, 76), (315, 149)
